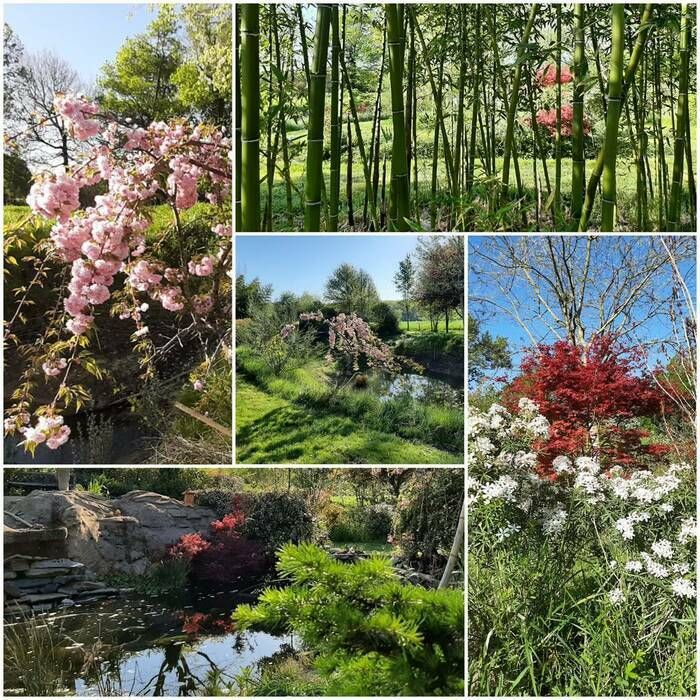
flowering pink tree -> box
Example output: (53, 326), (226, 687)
(4, 93), (231, 454)
(281, 311), (421, 388)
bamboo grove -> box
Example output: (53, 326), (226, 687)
(235, 4), (696, 232)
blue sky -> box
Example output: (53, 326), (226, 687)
(236, 236), (424, 301)
(4, 4), (153, 86)
(468, 235), (697, 375)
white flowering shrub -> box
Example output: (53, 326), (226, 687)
(468, 399), (696, 695)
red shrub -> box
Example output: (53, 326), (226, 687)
(536, 64), (574, 87)
(505, 335), (667, 470)
(169, 533), (210, 560)
(210, 512), (245, 533)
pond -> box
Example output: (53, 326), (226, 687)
(372, 371), (464, 408)
(4, 583), (288, 696)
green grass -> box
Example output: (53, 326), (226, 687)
(236, 378), (460, 464)
(236, 345), (463, 461)
(399, 319), (464, 332)
(329, 540), (394, 554)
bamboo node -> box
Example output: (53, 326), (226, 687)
(241, 138), (260, 143)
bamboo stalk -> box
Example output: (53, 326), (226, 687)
(240, 5), (260, 232)
(304, 4), (332, 232)
(668, 3), (690, 230)
(571, 4), (587, 222)
(329, 6), (341, 231)
(578, 3), (654, 232)
(386, 4), (411, 231)
(600, 5), (625, 231)
(500, 3), (538, 205)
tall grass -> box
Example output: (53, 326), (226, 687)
(237, 346), (463, 454)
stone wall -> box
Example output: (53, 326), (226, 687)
(4, 489), (216, 576)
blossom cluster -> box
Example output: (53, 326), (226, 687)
(469, 399), (696, 603)
(8, 92), (232, 453)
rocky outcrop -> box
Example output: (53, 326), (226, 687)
(4, 490), (216, 576)
(4, 554), (130, 616)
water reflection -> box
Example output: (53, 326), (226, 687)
(373, 372), (464, 408)
(4, 587), (286, 697)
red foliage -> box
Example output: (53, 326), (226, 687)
(531, 104), (592, 137)
(536, 64), (574, 87)
(180, 611), (235, 636)
(169, 510), (267, 583)
(210, 512), (245, 533)
(505, 335), (667, 469)
(168, 533), (211, 560)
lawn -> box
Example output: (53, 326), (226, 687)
(236, 378), (460, 464)
(399, 319), (464, 333)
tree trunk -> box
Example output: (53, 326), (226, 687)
(347, 115), (354, 228)
(438, 500), (464, 590)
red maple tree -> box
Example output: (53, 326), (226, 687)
(504, 335), (669, 470)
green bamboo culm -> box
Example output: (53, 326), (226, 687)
(600, 5), (626, 231)
(235, 7), (242, 229)
(304, 4), (332, 232)
(571, 3), (587, 221)
(386, 4), (410, 231)
(328, 6), (341, 231)
(554, 4), (562, 223)
(240, 4), (260, 232)
(500, 3), (538, 205)
(667, 3), (690, 231)
(578, 3), (654, 231)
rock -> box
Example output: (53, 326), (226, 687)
(4, 581), (23, 598)
(38, 583), (60, 594)
(23, 592), (67, 604)
(4, 489), (216, 576)
(54, 574), (86, 585)
(30, 558), (84, 571)
(24, 568), (72, 578)
(60, 599), (75, 607)
(4, 570), (17, 579)
(6, 554), (45, 572)
(75, 587), (119, 599)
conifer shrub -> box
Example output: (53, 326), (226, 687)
(392, 469), (464, 573)
(233, 544), (464, 696)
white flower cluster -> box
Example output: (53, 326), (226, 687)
(469, 400), (697, 604)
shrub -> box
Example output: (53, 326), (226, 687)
(197, 488), (253, 518)
(243, 492), (314, 553)
(75, 468), (215, 499)
(233, 544), (464, 696)
(327, 503), (393, 543)
(392, 469), (464, 573)
(468, 399), (696, 695)
(169, 515), (267, 583)
(370, 302), (400, 338)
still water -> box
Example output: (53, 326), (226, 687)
(374, 371), (464, 408)
(4, 585), (287, 696)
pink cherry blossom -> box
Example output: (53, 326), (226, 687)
(188, 256), (215, 277)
